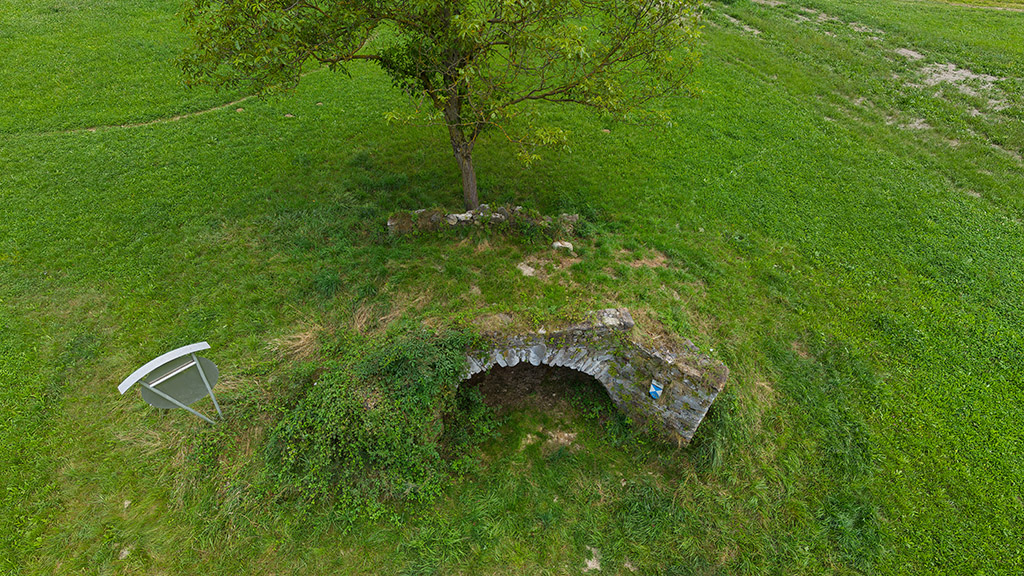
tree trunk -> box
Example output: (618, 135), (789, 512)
(455, 146), (478, 211)
(442, 94), (479, 211)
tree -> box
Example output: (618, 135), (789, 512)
(182, 0), (703, 210)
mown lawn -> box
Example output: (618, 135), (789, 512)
(2, 0), (1022, 574)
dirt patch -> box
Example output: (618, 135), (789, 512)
(630, 255), (668, 268)
(907, 0), (1024, 12)
(798, 7), (839, 22)
(900, 118), (932, 131)
(518, 251), (581, 283)
(722, 13), (762, 35)
(517, 427), (578, 455)
(378, 291), (432, 332)
(895, 48), (925, 61)
(517, 261), (539, 277)
(627, 306), (694, 353)
(790, 340), (811, 360)
(114, 429), (178, 457)
(518, 433), (540, 451)
(991, 143), (1023, 163)
(619, 248), (669, 269)
(467, 364), (611, 418)
(230, 423), (266, 464)
(885, 116), (933, 131)
(988, 99), (1011, 111)
(850, 22), (884, 35)
(917, 63), (1002, 95)
(544, 430), (577, 452)
(750, 0), (784, 6)
(751, 380), (777, 434)
(583, 547), (602, 573)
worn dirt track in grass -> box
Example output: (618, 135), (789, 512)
(57, 94), (255, 134)
(48, 69), (324, 135)
(908, 0), (1024, 12)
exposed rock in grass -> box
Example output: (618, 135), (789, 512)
(387, 204), (579, 237)
(517, 262), (538, 277)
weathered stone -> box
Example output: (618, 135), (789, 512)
(464, 308), (727, 444)
(388, 205), (580, 235)
(557, 213), (580, 236)
(386, 212), (415, 234)
(446, 212), (474, 225)
(415, 208), (445, 231)
(552, 240), (574, 251)
(529, 344), (546, 366)
(517, 262), (537, 277)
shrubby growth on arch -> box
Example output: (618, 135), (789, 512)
(264, 328), (493, 526)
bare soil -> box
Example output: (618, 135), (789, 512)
(466, 364), (612, 417)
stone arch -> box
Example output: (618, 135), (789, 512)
(463, 309), (727, 444)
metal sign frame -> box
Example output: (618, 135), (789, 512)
(118, 342), (222, 423)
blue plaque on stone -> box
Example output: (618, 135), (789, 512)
(649, 381), (663, 400)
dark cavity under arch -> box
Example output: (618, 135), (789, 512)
(462, 309), (727, 445)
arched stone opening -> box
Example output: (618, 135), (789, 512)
(462, 309), (728, 444)
(465, 363), (618, 419)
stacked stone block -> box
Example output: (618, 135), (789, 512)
(464, 308), (727, 444)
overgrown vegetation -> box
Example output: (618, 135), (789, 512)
(263, 329), (488, 527)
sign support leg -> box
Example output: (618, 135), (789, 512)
(141, 381), (215, 424)
(192, 353), (222, 418)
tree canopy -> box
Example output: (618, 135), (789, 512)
(182, 0), (704, 209)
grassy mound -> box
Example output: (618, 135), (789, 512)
(264, 329), (486, 525)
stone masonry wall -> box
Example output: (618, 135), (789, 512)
(464, 309), (728, 444)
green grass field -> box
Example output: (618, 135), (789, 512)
(2, 0), (1022, 573)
